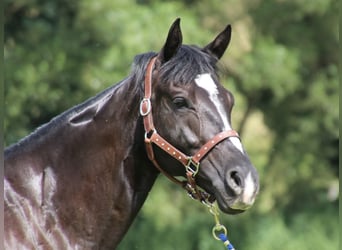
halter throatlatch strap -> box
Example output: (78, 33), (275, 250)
(140, 56), (240, 203)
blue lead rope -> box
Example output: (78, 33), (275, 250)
(218, 233), (235, 250)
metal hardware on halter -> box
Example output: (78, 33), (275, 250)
(186, 157), (200, 177)
(139, 98), (152, 116)
(185, 183), (198, 200)
(144, 129), (157, 141)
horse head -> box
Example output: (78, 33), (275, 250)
(141, 19), (259, 214)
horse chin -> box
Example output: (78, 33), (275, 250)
(211, 187), (255, 214)
(215, 197), (245, 215)
(198, 181), (248, 214)
(213, 194), (245, 214)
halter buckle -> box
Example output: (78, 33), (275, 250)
(186, 157), (200, 177)
(140, 98), (151, 116)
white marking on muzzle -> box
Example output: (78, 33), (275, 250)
(242, 172), (256, 204)
(195, 73), (244, 153)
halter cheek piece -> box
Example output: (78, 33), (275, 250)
(140, 56), (239, 203)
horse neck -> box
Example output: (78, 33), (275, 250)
(95, 78), (159, 247)
(4, 77), (159, 249)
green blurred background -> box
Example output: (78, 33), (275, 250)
(4, 0), (339, 249)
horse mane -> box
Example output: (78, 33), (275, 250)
(6, 45), (219, 155)
(6, 53), (156, 155)
(130, 52), (157, 85)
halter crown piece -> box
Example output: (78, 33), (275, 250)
(140, 56), (238, 249)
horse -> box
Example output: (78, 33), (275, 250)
(4, 18), (259, 249)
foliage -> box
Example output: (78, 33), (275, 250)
(4, 0), (339, 249)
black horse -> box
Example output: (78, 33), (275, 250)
(5, 19), (259, 249)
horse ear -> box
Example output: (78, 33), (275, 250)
(158, 18), (183, 63)
(204, 24), (231, 60)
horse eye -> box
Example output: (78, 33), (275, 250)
(172, 97), (188, 109)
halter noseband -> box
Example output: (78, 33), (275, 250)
(140, 56), (240, 203)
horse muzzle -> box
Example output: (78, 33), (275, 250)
(214, 167), (259, 214)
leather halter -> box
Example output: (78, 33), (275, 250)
(140, 56), (240, 202)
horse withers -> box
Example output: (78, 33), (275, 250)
(5, 19), (259, 249)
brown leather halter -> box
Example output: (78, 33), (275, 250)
(140, 56), (240, 203)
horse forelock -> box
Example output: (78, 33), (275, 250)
(130, 45), (218, 88)
(159, 45), (218, 85)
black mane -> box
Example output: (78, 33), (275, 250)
(130, 52), (157, 93)
(6, 45), (218, 155)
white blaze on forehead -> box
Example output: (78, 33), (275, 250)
(195, 73), (230, 129)
(195, 73), (244, 153)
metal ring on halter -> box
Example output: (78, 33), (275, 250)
(144, 129), (157, 141)
(139, 98), (152, 116)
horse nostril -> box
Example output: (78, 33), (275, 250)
(231, 171), (242, 187)
(226, 170), (243, 195)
